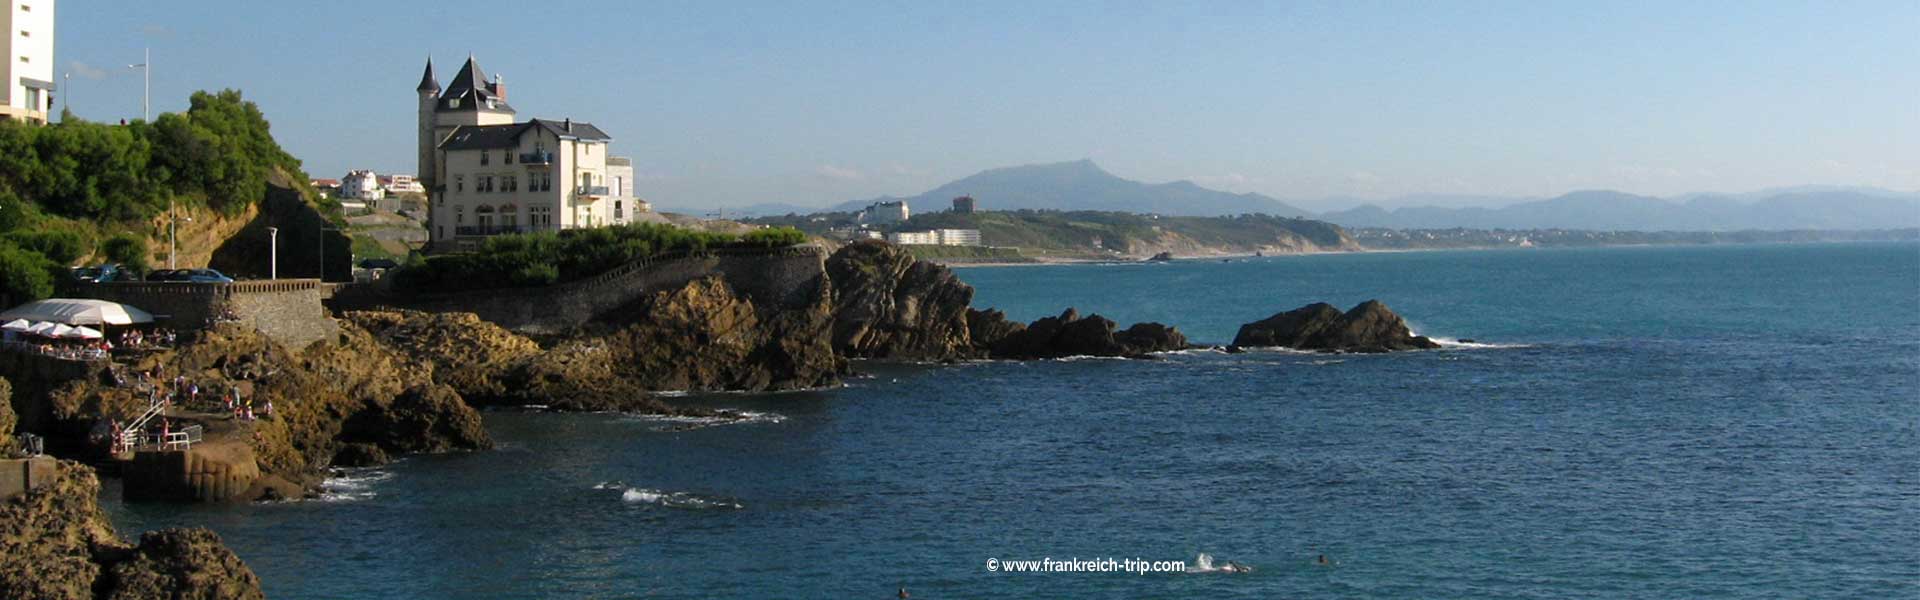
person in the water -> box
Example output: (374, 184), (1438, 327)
(1315, 554), (1332, 566)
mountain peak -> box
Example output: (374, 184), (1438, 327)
(831, 160), (1309, 217)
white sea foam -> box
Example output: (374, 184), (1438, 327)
(615, 486), (744, 510)
(318, 469), (393, 502)
(622, 410), (787, 431)
(1429, 337), (1531, 349)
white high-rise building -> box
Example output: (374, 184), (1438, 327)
(1, 0), (55, 124)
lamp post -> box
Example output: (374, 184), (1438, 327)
(61, 72), (69, 115)
(165, 200), (191, 269)
(267, 227), (279, 280)
(127, 48), (149, 121)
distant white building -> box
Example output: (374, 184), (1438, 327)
(859, 200), (909, 224)
(1, 0), (55, 124)
(380, 174), (424, 194)
(888, 229), (981, 246)
(340, 170), (386, 201)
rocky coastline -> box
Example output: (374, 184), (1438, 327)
(0, 240), (1455, 597)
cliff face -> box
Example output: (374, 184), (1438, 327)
(826, 241), (980, 360)
(8, 321), (492, 501)
(346, 273), (845, 412)
(976, 308), (1189, 359)
(0, 460), (264, 600)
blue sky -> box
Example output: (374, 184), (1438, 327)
(53, 1), (1918, 211)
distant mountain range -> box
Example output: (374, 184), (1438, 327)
(829, 159), (1314, 217)
(692, 160), (1918, 232)
(1321, 189), (1920, 231)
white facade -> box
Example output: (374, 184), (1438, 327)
(340, 170), (386, 201)
(1, 0), (54, 124)
(380, 174), (424, 194)
(887, 229), (981, 246)
(417, 55), (633, 251)
(860, 201), (910, 224)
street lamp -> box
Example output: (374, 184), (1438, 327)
(166, 200), (191, 270)
(267, 227), (279, 279)
(127, 48), (149, 122)
(61, 72), (69, 115)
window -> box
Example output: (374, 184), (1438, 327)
(455, 205), (464, 224)
(480, 151), (489, 166)
(18, 56), (26, 63)
(19, 31), (29, 37)
(505, 150), (514, 165)
(504, 175), (516, 192)
(455, 175), (464, 193)
(615, 200), (624, 220)
(449, 98), (461, 109)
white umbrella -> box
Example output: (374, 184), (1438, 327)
(26, 321), (57, 336)
(0, 299), (155, 326)
(68, 326), (104, 340)
(1, 319), (29, 332)
(48, 324), (75, 338)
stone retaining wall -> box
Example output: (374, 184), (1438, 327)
(66, 279), (339, 348)
(0, 456), (59, 501)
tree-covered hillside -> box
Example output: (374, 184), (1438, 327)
(0, 90), (316, 302)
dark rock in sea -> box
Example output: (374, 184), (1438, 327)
(987, 308), (1188, 359)
(826, 240), (979, 360)
(1146, 251), (1174, 262)
(1232, 300), (1440, 352)
(330, 442), (392, 468)
(340, 384), (491, 456)
(0, 460), (265, 600)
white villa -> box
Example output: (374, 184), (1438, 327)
(417, 55), (637, 251)
(1, 0), (55, 124)
(339, 170), (386, 201)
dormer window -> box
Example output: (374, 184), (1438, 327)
(486, 99), (495, 109)
(449, 98), (461, 109)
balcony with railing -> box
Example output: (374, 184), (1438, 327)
(575, 185), (610, 199)
(519, 151), (553, 166)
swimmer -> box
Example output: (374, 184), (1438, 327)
(1315, 554), (1332, 566)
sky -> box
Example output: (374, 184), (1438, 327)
(52, 1), (1919, 212)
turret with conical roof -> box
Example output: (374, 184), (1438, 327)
(416, 56), (440, 93)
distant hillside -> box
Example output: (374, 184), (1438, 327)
(748, 209), (1357, 259)
(1321, 189), (1920, 231)
(832, 160), (1314, 217)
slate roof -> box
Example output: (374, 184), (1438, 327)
(416, 58), (439, 92)
(438, 119), (614, 151)
(436, 56), (513, 114)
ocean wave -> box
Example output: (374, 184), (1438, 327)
(318, 469), (393, 502)
(622, 410), (787, 431)
(604, 485), (744, 510)
(1429, 337), (1530, 349)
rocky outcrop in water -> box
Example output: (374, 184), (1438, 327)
(826, 240), (980, 360)
(976, 308), (1189, 359)
(0, 460), (265, 600)
(1231, 300), (1440, 352)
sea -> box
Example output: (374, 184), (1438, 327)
(103, 242), (1920, 598)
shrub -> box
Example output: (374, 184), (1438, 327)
(393, 224), (809, 292)
(101, 233), (151, 274)
(0, 245), (56, 303)
(4, 229), (86, 266)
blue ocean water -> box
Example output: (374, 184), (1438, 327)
(105, 243), (1920, 598)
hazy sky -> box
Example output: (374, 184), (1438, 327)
(54, 1), (1918, 210)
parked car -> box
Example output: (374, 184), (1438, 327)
(69, 264), (121, 283)
(167, 269), (235, 283)
(146, 268), (234, 283)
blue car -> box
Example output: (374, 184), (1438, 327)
(157, 268), (235, 283)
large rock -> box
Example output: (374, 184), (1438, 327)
(503, 275), (843, 411)
(826, 240), (979, 360)
(1232, 300), (1440, 352)
(986, 308), (1188, 359)
(341, 310), (542, 402)
(0, 460), (264, 600)
(339, 383), (490, 456)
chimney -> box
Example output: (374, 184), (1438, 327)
(563, 118), (572, 132)
(492, 73), (506, 101)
